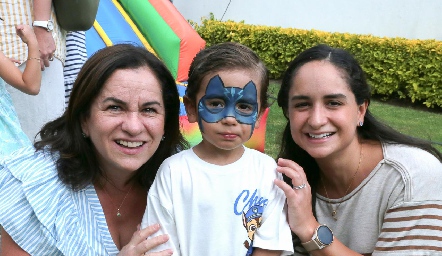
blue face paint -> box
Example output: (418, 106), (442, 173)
(197, 75), (258, 136)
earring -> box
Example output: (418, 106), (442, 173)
(82, 132), (87, 138)
(358, 121), (364, 127)
(161, 136), (165, 141)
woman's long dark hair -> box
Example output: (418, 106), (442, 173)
(277, 44), (442, 251)
(35, 44), (188, 191)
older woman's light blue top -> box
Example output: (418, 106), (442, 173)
(0, 146), (120, 255)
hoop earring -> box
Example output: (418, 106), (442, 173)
(358, 121), (364, 127)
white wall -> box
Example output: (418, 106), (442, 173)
(173, 0), (442, 41)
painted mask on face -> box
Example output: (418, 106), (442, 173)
(198, 75), (258, 136)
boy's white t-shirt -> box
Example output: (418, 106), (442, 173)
(142, 146), (294, 256)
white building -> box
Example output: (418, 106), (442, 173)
(173, 0), (442, 41)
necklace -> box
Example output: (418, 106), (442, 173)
(321, 144), (363, 221)
(101, 181), (134, 217)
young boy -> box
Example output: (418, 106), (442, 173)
(141, 42), (293, 256)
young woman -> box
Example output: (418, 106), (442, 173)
(274, 44), (442, 255)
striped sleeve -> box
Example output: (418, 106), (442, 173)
(0, 147), (88, 255)
(374, 202), (442, 254)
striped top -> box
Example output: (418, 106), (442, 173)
(294, 143), (442, 255)
(64, 31), (86, 84)
(64, 31), (87, 106)
(0, 146), (120, 255)
(0, 0), (66, 64)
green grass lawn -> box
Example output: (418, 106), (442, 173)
(264, 82), (442, 158)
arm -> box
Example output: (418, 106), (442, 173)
(1, 229), (30, 256)
(142, 190), (179, 254)
(251, 159), (294, 255)
(370, 169), (442, 254)
(274, 158), (364, 256)
(141, 164), (179, 255)
(32, 0), (55, 70)
(0, 24), (42, 95)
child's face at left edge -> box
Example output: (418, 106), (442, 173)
(184, 69), (263, 151)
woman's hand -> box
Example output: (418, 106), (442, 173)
(118, 224), (173, 256)
(274, 158), (319, 242)
(32, 25), (55, 70)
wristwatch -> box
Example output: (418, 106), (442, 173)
(301, 224), (334, 252)
(32, 20), (54, 32)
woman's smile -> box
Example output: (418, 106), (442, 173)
(82, 67), (165, 174)
(116, 140), (145, 148)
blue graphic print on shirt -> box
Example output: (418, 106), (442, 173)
(234, 189), (268, 255)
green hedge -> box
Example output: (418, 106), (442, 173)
(192, 17), (442, 108)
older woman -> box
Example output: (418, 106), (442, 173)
(274, 44), (442, 255)
(0, 44), (188, 255)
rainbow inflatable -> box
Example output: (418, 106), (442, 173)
(86, 0), (204, 81)
(85, 0), (269, 152)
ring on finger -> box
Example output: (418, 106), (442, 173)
(293, 183), (306, 190)
(49, 57), (54, 61)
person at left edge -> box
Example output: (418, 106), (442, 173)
(1, 0), (66, 141)
(0, 24), (41, 158)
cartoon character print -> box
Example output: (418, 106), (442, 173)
(242, 205), (264, 256)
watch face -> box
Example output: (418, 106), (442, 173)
(317, 225), (333, 245)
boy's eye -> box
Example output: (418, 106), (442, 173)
(236, 102), (254, 115)
(204, 99), (225, 111)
